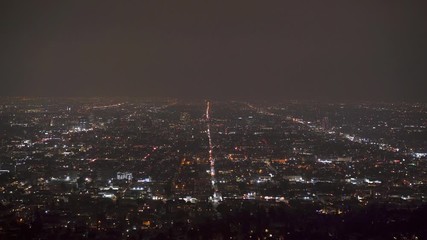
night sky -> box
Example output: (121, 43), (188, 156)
(1, 1), (426, 101)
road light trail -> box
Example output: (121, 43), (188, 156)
(205, 101), (222, 204)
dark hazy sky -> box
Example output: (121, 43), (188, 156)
(1, 1), (426, 101)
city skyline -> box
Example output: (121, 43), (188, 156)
(1, 1), (427, 239)
(0, 98), (426, 239)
